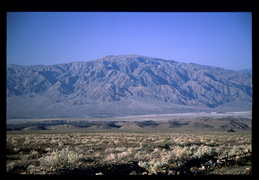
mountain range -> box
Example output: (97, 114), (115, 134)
(6, 55), (252, 119)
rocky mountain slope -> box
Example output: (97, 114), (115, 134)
(7, 55), (252, 118)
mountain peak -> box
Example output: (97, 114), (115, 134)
(93, 55), (178, 67)
(99, 54), (147, 61)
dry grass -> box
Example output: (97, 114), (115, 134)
(6, 130), (252, 175)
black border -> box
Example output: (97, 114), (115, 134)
(2, 3), (257, 178)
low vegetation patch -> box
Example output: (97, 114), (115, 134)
(6, 130), (251, 175)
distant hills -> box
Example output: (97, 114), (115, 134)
(6, 117), (251, 131)
(7, 55), (252, 119)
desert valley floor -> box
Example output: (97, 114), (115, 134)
(6, 112), (252, 175)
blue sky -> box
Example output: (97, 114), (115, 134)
(7, 12), (252, 70)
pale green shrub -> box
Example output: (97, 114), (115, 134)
(38, 146), (81, 167)
(171, 145), (196, 159)
(193, 146), (218, 159)
(138, 161), (150, 169)
(6, 162), (16, 173)
(228, 146), (244, 156)
(150, 160), (168, 172)
(138, 160), (167, 173)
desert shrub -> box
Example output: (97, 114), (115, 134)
(26, 165), (37, 174)
(38, 146), (81, 167)
(228, 146), (244, 156)
(138, 159), (168, 173)
(138, 161), (150, 169)
(6, 162), (28, 174)
(134, 151), (148, 161)
(104, 153), (117, 162)
(171, 145), (220, 160)
(150, 160), (168, 172)
(104, 146), (127, 153)
(171, 146), (193, 159)
(193, 146), (218, 159)
(6, 162), (16, 173)
(244, 144), (252, 152)
(117, 151), (131, 160)
(104, 148), (134, 162)
(180, 146), (197, 158)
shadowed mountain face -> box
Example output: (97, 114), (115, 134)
(6, 55), (252, 118)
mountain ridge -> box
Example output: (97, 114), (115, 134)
(8, 54), (250, 72)
(7, 55), (252, 119)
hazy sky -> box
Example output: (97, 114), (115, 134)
(7, 12), (252, 70)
